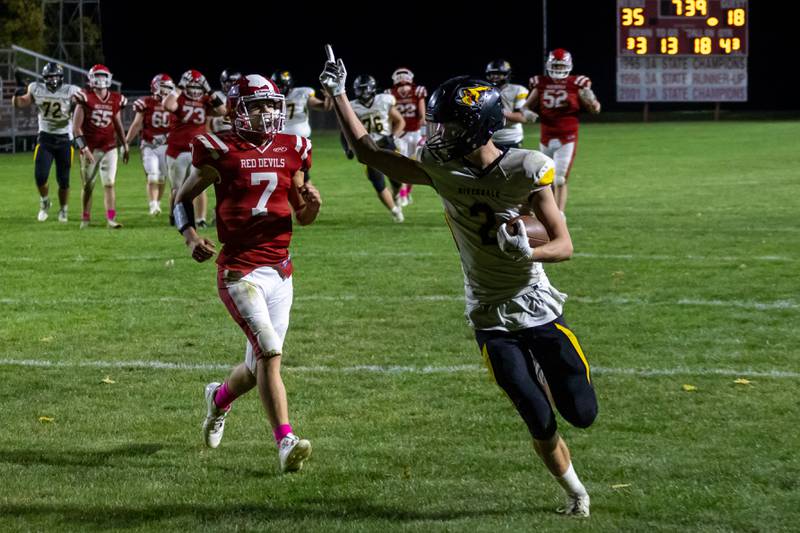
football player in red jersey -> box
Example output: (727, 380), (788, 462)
(73, 64), (129, 228)
(523, 49), (601, 217)
(174, 74), (320, 473)
(163, 69), (226, 228)
(387, 67), (427, 207)
(125, 73), (175, 215)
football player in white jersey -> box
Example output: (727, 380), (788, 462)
(322, 50), (597, 518)
(485, 60), (537, 150)
(12, 63), (81, 222)
(208, 69), (241, 134)
(347, 74), (406, 222)
(272, 70), (330, 184)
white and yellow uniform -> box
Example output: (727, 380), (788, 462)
(28, 82), (81, 135)
(491, 83), (529, 146)
(419, 147), (563, 331)
(350, 93), (395, 142)
(282, 87), (316, 138)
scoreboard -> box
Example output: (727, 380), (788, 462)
(617, 0), (749, 102)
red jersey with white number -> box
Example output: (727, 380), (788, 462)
(133, 96), (173, 145)
(167, 93), (213, 157)
(529, 74), (591, 144)
(191, 131), (313, 273)
(75, 88), (127, 152)
(388, 84), (427, 132)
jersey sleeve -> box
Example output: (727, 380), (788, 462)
(513, 86), (529, 111)
(523, 151), (555, 191)
(74, 89), (89, 107)
(191, 132), (229, 168)
(306, 87), (316, 99)
(385, 94), (396, 107)
(415, 85), (428, 98)
(133, 98), (147, 113)
(294, 136), (312, 171)
(573, 75), (591, 89)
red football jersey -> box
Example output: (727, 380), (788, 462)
(389, 84), (427, 132)
(133, 96), (173, 144)
(191, 131), (313, 274)
(167, 93), (213, 157)
(529, 74), (591, 144)
(75, 88), (127, 152)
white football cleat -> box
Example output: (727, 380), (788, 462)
(557, 493), (590, 517)
(107, 219), (123, 229)
(390, 206), (404, 223)
(202, 382), (228, 449)
(278, 433), (311, 473)
(37, 198), (51, 221)
(57, 208), (68, 223)
(149, 202), (161, 216)
(80, 219), (90, 229)
(396, 193), (409, 208)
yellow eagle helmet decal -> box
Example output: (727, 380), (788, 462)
(456, 86), (492, 107)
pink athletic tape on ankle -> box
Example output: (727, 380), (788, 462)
(213, 382), (236, 411)
(107, 209), (116, 221)
(274, 424), (293, 442)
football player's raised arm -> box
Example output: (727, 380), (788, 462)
(12, 84), (32, 107)
(162, 89), (180, 112)
(529, 186), (573, 262)
(124, 111), (144, 146)
(389, 106), (405, 136)
(175, 165), (218, 262)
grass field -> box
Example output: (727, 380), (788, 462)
(1, 122), (799, 532)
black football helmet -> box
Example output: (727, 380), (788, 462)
(485, 59), (512, 87)
(425, 76), (505, 163)
(42, 62), (64, 91)
(353, 75), (377, 103)
(271, 70), (294, 95)
(219, 69), (241, 93)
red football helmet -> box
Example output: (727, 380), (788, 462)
(227, 74), (285, 144)
(150, 73), (175, 97)
(392, 67), (414, 86)
(88, 64), (112, 89)
(546, 49), (573, 80)
(180, 69), (209, 100)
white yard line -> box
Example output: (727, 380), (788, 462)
(0, 358), (798, 379)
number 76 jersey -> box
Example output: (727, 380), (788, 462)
(350, 93), (395, 142)
(191, 131), (312, 272)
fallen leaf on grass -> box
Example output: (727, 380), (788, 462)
(38, 416), (54, 423)
(40, 336), (53, 343)
(733, 378), (752, 385)
(611, 483), (632, 489)
(682, 384), (698, 392)
(101, 376), (116, 384)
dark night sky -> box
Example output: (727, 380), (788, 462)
(100, 1), (796, 111)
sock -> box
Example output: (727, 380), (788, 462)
(273, 424), (293, 443)
(60, 205), (68, 213)
(106, 209), (116, 221)
(212, 381), (237, 411)
(41, 195), (49, 203)
(82, 211), (90, 221)
(556, 463), (588, 496)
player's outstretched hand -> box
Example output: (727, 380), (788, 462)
(81, 147), (95, 164)
(497, 219), (533, 261)
(319, 45), (347, 97)
(187, 235), (216, 263)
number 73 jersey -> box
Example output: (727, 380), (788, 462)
(191, 131), (312, 272)
(350, 93), (395, 141)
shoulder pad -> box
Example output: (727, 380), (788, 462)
(574, 75), (591, 88)
(415, 85), (427, 98)
(292, 135), (312, 162)
(133, 98), (147, 112)
(523, 151), (555, 187)
(193, 132), (230, 160)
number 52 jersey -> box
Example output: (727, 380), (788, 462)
(28, 82), (82, 135)
(191, 131), (312, 273)
(350, 93), (395, 141)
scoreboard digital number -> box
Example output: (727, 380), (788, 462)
(618, 0), (748, 56)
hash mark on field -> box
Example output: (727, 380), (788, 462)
(0, 358), (798, 379)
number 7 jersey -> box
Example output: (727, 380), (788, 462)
(191, 131), (312, 273)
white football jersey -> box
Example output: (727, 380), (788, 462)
(283, 87), (316, 137)
(419, 147), (555, 308)
(350, 93), (395, 142)
(28, 82), (81, 135)
(491, 83), (528, 145)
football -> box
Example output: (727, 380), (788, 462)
(505, 215), (550, 247)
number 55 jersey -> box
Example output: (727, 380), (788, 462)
(191, 131), (312, 273)
(74, 88), (127, 151)
(528, 74), (591, 145)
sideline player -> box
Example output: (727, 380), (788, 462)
(386, 67), (426, 207)
(163, 69), (226, 227)
(12, 62), (81, 222)
(524, 49), (601, 216)
(174, 74), (319, 473)
(347, 74), (406, 222)
(73, 64), (129, 228)
(125, 73), (175, 215)
(209, 69), (241, 133)
(321, 49), (597, 517)
(485, 59), (537, 150)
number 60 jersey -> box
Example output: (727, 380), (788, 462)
(191, 131), (312, 273)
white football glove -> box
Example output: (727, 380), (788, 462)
(319, 58), (347, 97)
(497, 219), (534, 261)
(523, 109), (538, 123)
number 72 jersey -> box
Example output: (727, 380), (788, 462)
(350, 93), (395, 141)
(191, 131), (312, 271)
(28, 82), (81, 135)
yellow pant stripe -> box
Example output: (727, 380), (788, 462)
(33, 145), (40, 162)
(481, 343), (497, 383)
(554, 323), (591, 383)
(70, 146), (74, 165)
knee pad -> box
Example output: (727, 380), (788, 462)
(147, 173), (164, 184)
(367, 168), (386, 193)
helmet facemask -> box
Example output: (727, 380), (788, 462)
(546, 50), (573, 80)
(44, 74), (63, 92)
(158, 79), (175, 97)
(185, 83), (205, 100)
(485, 71), (509, 87)
(425, 121), (473, 163)
(234, 94), (286, 144)
(89, 71), (111, 89)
